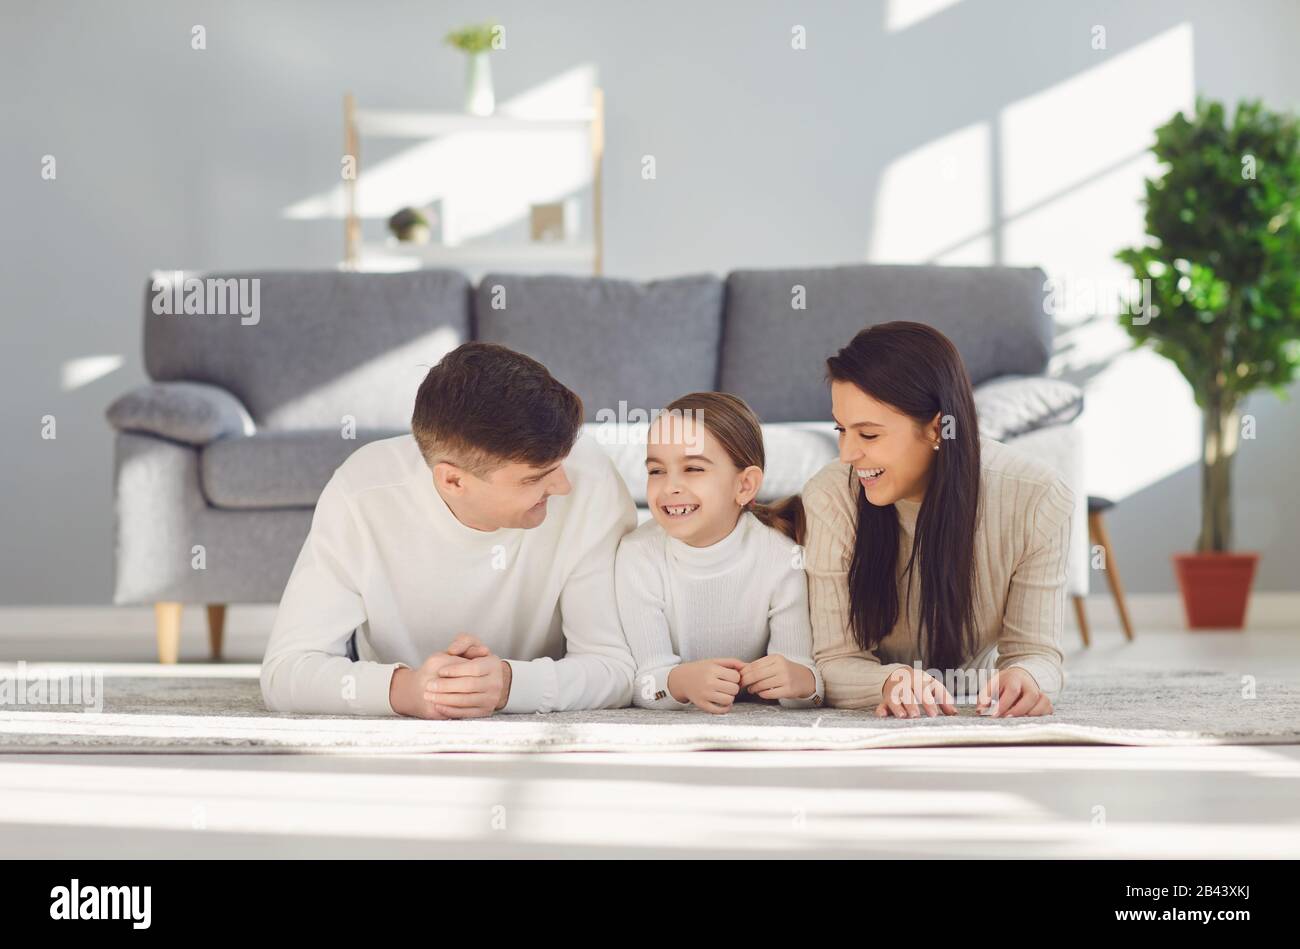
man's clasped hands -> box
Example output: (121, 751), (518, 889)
(387, 634), (510, 719)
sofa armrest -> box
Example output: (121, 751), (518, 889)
(974, 375), (1083, 441)
(1005, 420), (1090, 599)
(106, 381), (255, 446)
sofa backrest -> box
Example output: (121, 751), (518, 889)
(718, 264), (1052, 422)
(473, 273), (724, 421)
(141, 263), (1052, 434)
(143, 269), (470, 430)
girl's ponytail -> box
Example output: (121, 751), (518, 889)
(750, 496), (805, 546)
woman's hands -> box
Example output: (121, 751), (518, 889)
(975, 667), (1053, 717)
(873, 666), (1053, 718)
(874, 667), (957, 718)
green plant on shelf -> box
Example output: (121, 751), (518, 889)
(387, 207), (432, 244)
(444, 22), (501, 54)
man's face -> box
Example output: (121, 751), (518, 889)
(435, 454), (573, 531)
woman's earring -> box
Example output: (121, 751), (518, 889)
(932, 441), (940, 451)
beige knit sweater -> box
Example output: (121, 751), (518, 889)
(801, 436), (1073, 709)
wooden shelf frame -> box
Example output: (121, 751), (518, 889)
(342, 89), (605, 275)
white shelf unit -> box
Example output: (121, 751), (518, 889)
(342, 90), (605, 275)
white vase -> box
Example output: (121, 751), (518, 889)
(465, 52), (494, 116)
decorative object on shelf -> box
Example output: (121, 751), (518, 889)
(1116, 97), (1300, 629)
(341, 88), (605, 274)
(530, 200), (578, 242)
(444, 21), (501, 117)
(387, 206), (435, 244)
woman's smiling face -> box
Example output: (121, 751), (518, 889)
(831, 380), (940, 506)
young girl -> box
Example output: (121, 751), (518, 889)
(615, 392), (824, 713)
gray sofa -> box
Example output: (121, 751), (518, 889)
(107, 264), (1087, 661)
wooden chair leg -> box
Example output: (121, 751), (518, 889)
(155, 602), (183, 664)
(206, 604), (226, 661)
(1072, 595), (1090, 647)
(1090, 511), (1135, 641)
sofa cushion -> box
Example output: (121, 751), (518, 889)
(585, 420), (838, 506)
(200, 429), (405, 509)
(719, 264), (1052, 422)
(974, 375), (1084, 441)
(203, 422), (836, 512)
(475, 273), (724, 422)
(144, 269), (470, 431)
(107, 381), (255, 446)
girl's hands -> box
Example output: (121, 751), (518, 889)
(739, 654), (816, 700)
(668, 659), (745, 714)
(874, 667), (958, 718)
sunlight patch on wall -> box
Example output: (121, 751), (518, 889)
(999, 24), (1194, 218)
(282, 65), (597, 246)
(61, 355), (124, 392)
(1073, 347), (1203, 505)
(867, 121), (991, 264)
(886, 0), (964, 33)
(999, 23), (1197, 503)
(1003, 151), (1155, 309)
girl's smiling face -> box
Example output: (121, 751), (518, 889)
(645, 413), (762, 548)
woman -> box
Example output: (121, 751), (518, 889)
(802, 321), (1073, 719)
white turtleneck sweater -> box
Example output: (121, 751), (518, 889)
(260, 432), (638, 716)
(614, 511), (825, 710)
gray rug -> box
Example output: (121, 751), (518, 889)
(1, 667), (1297, 753)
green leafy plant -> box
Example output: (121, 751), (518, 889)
(1116, 97), (1300, 552)
(444, 22), (500, 54)
(387, 207), (429, 242)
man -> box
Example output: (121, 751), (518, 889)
(260, 342), (638, 717)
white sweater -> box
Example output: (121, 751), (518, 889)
(260, 433), (638, 716)
(614, 511), (825, 710)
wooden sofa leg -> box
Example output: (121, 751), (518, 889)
(1072, 595), (1090, 648)
(207, 604), (226, 660)
(155, 602), (182, 664)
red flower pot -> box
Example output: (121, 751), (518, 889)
(1172, 552), (1260, 629)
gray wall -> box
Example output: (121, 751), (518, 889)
(3, 0), (1299, 604)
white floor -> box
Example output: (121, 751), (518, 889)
(1, 621), (1298, 858)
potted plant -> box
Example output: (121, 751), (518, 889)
(1116, 97), (1300, 628)
(387, 207), (432, 244)
(445, 21), (501, 116)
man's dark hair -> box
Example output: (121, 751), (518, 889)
(411, 342), (584, 475)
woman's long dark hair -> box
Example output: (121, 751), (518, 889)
(826, 322), (981, 672)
